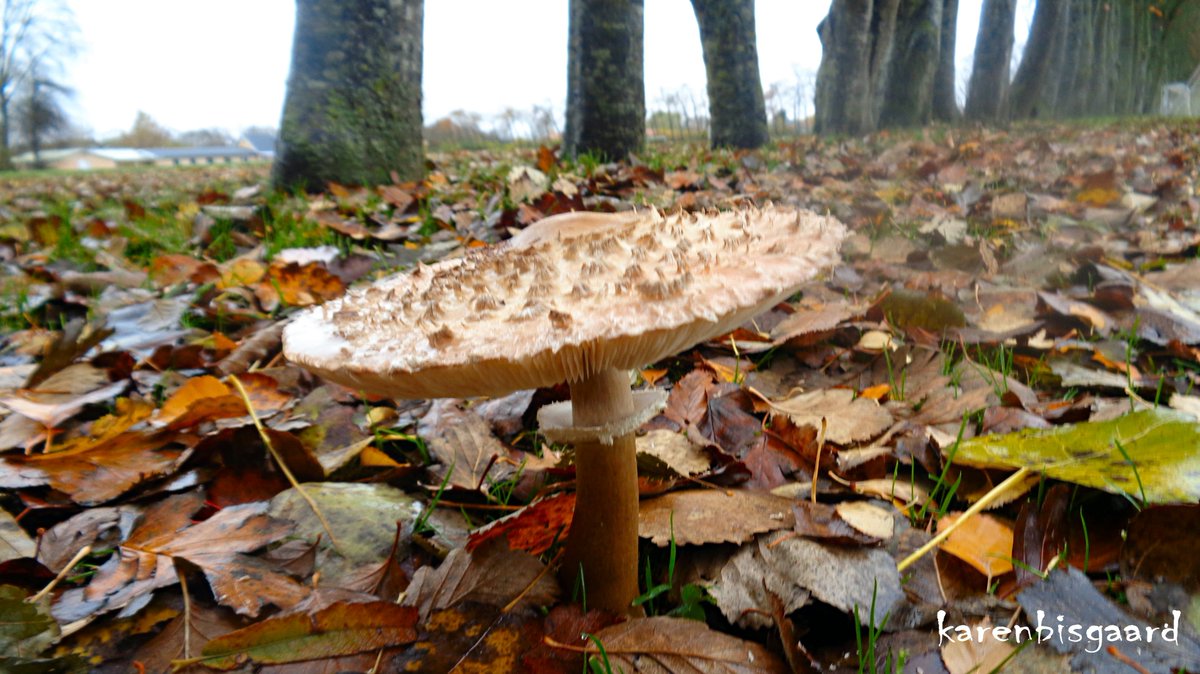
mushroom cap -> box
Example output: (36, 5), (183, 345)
(283, 205), (846, 399)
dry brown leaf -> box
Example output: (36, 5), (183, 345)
(401, 542), (559, 621)
(0, 430), (188, 505)
(770, 388), (893, 444)
(585, 616), (788, 673)
(418, 399), (519, 490)
(636, 429), (710, 476)
(638, 489), (795, 546)
(72, 495), (305, 618)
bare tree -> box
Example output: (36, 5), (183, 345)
(15, 59), (69, 165)
(0, 0), (76, 169)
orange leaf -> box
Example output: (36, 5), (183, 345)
(640, 368), (668, 386)
(938, 512), (1014, 577)
(859, 383), (891, 401)
(467, 493), (574, 556)
(157, 375), (230, 425)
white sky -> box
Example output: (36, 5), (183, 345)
(59, 0), (1034, 139)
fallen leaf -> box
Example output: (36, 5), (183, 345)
(419, 399), (519, 490)
(637, 429), (710, 476)
(72, 495), (304, 618)
(711, 535), (902, 631)
(1017, 568), (1200, 672)
(770, 388), (893, 444)
(584, 616), (788, 673)
(401, 542), (559, 621)
(0, 508), (35, 562)
(638, 489), (795, 546)
(184, 600), (417, 671)
(954, 409), (1200, 504)
(937, 512), (1014, 578)
(467, 492), (575, 556)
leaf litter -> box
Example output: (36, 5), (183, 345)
(0, 123), (1199, 671)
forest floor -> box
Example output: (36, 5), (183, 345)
(1, 119), (1199, 673)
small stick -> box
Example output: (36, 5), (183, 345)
(502, 548), (564, 614)
(28, 545), (91, 603)
(811, 416), (826, 504)
(228, 375), (342, 553)
(175, 558), (193, 659)
(897, 466), (1031, 572)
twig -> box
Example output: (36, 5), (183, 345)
(28, 545), (91, 603)
(897, 466), (1031, 572)
(502, 548), (564, 614)
(811, 416), (826, 504)
(175, 558), (193, 659)
(228, 374), (342, 553)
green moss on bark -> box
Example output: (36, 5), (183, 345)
(273, 0), (423, 191)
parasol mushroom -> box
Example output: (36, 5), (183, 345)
(282, 204), (846, 615)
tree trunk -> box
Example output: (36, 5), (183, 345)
(867, 0), (901, 127)
(1009, 0), (1068, 119)
(964, 0), (1016, 122)
(273, 0), (423, 191)
(0, 96), (11, 170)
(879, 0), (944, 128)
(1055, 0), (1092, 118)
(1035, 0), (1071, 118)
(691, 0), (768, 149)
(931, 0), (959, 121)
(564, 0), (644, 160)
(814, 0), (875, 135)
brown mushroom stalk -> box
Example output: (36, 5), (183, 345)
(562, 367), (640, 614)
(282, 204), (847, 618)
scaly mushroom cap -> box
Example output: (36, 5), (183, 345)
(283, 205), (846, 399)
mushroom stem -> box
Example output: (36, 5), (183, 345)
(561, 367), (641, 616)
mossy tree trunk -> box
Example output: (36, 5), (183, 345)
(1008, 0), (1068, 119)
(272, 0), (423, 191)
(963, 0), (1016, 122)
(814, 0), (876, 135)
(879, 0), (944, 128)
(866, 0), (901, 126)
(564, 0), (644, 160)
(931, 0), (959, 121)
(690, 0), (768, 149)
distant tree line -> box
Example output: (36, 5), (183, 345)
(816, 0), (1200, 134)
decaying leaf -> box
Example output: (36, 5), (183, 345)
(638, 489), (795, 546)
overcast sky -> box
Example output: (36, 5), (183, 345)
(59, 1), (1034, 139)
